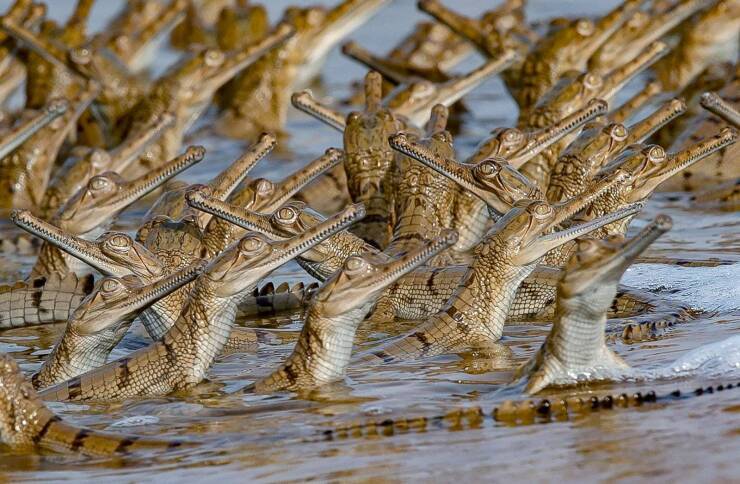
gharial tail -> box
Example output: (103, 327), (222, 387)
(320, 382), (739, 440)
(0, 272), (94, 329)
(0, 354), (184, 455)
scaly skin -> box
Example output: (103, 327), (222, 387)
(652, 0), (740, 92)
(321, 384), (740, 439)
(589, 0), (713, 73)
(0, 84), (98, 211)
(659, 75), (740, 191)
(38, 204), (365, 402)
(546, 127), (738, 266)
(115, 24), (293, 179)
(0, 354), (182, 455)
(521, 216), (672, 394)
(417, 0), (537, 106)
(0, 15), (151, 146)
(32, 262), (205, 389)
(216, 0), (389, 138)
(341, 72), (403, 249)
(385, 52), (517, 129)
(468, 98), (608, 165)
(609, 81), (662, 125)
(0, 99), (68, 164)
(253, 231), (458, 393)
(200, 147), (344, 259)
(360, 200), (641, 363)
(19, 0), (94, 110)
(196, 192), (666, 327)
(0, 272), (93, 329)
(92, 0), (188, 72)
(25, 146), (204, 279)
(518, 41), (669, 189)
(41, 113), (174, 217)
(547, 98), (687, 204)
(513, 0), (643, 112)
(10, 216), (274, 353)
(386, 108), (486, 264)
(340, 21), (470, 90)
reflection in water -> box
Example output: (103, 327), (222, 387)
(0, 0), (739, 481)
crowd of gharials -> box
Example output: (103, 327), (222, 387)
(0, 0), (737, 456)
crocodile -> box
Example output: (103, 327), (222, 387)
(114, 24), (293, 179)
(545, 127), (738, 267)
(338, 71), (401, 249)
(385, 107), (486, 265)
(588, 0), (713, 73)
(658, 75), (740, 191)
(546, 98), (688, 204)
(360, 201), (641, 363)
(0, 83), (98, 211)
(320, 383), (740, 439)
(31, 262), (205, 389)
(340, 20), (471, 99)
(0, 13), (152, 147)
(417, 0), (537, 106)
(520, 216), (672, 394)
(216, 0), (389, 138)
(468, 99), (608, 166)
(252, 231), (458, 393)
(9, 215), (279, 354)
(40, 113), (174, 218)
(26, 145), (205, 280)
(37, 203), (365, 402)
(0, 0), (47, 105)
(652, 0), (740, 93)
(517, 41), (669, 190)
(90, 0), (188, 72)
(0, 98), (68, 165)
(609, 80), (663, 125)
(189, 182), (684, 333)
(19, 0), (94, 110)
(0, 353), (182, 455)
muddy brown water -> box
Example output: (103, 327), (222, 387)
(0, 0), (739, 481)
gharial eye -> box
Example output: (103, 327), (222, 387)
(502, 129), (523, 144)
(575, 19), (594, 36)
(101, 278), (123, 294)
(344, 256), (368, 274)
(531, 202), (553, 220)
(645, 145), (666, 165)
(275, 206), (299, 224)
(254, 179), (274, 195)
(89, 176), (112, 191)
(103, 233), (133, 252)
(204, 49), (225, 67)
(240, 236), (266, 253)
(70, 47), (91, 65)
(477, 160), (501, 176)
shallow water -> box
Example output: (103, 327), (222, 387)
(1, 0), (739, 482)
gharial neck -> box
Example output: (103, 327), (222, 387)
(162, 278), (240, 386)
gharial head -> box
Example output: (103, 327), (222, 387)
(158, 23), (293, 108)
(201, 202), (366, 297)
(314, 229), (458, 316)
(480, 189), (642, 266)
(389, 132), (542, 216)
(11, 210), (165, 279)
(66, 261), (205, 347)
(599, 127), (737, 204)
(53, 145), (205, 235)
(561, 215), (672, 297)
